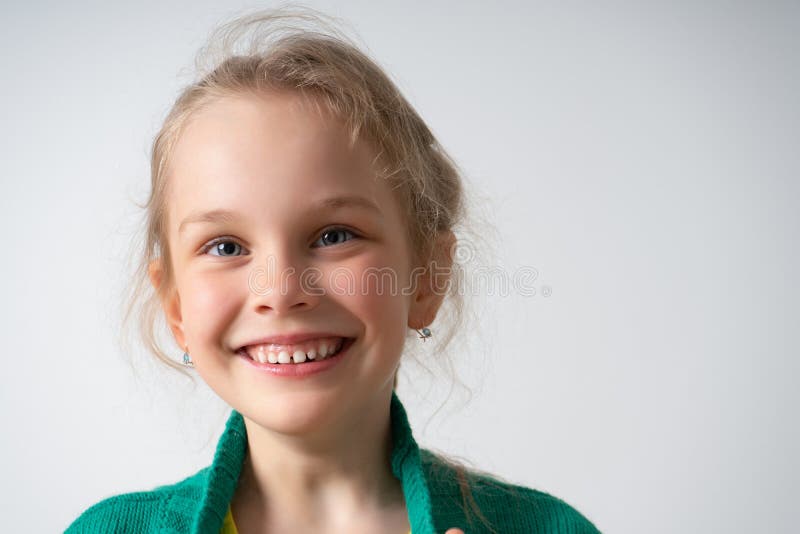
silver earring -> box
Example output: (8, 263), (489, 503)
(182, 351), (194, 367)
(416, 327), (432, 342)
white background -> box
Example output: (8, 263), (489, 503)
(1, 1), (797, 533)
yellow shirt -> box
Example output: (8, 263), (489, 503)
(221, 504), (411, 534)
(220, 504), (238, 534)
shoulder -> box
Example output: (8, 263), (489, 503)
(64, 467), (209, 533)
(467, 476), (602, 534)
(64, 490), (165, 533)
(420, 449), (601, 534)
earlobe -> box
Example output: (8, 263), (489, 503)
(148, 259), (187, 352)
(407, 230), (456, 331)
(164, 291), (186, 354)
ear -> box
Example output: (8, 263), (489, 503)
(148, 259), (187, 352)
(408, 231), (456, 331)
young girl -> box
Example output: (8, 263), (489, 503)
(66, 7), (600, 534)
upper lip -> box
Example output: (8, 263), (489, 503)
(237, 332), (351, 350)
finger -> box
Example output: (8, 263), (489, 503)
(445, 529), (464, 534)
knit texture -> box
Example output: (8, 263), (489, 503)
(65, 392), (601, 533)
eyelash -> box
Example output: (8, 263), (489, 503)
(200, 226), (360, 257)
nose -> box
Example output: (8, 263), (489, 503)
(247, 249), (321, 314)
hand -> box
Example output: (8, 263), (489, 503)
(445, 529), (464, 534)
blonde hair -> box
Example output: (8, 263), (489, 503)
(120, 5), (506, 532)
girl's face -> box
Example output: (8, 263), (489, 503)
(154, 91), (429, 435)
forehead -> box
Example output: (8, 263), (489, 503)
(165, 91), (398, 231)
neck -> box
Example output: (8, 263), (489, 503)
(233, 388), (406, 530)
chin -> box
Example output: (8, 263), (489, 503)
(240, 393), (346, 436)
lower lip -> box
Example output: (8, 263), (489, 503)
(237, 338), (354, 378)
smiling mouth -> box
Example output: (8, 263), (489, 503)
(237, 337), (355, 364)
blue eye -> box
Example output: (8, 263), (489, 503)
(314, 227), (357, 248)
(201, 238), (245, 257)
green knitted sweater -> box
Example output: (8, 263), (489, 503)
(65, 392), (601, 533)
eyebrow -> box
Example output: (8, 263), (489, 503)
(178, 195), (383, 234)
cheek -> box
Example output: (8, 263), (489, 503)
(330, 251), (411, 335)
(337, 270), (408, 376)
(181, 272), (244, 346)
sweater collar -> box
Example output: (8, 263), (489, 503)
(186, 391), (437, 534)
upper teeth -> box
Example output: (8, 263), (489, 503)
(244, 337), (345, 364)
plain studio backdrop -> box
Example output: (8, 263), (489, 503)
(1, 2), (797, 533)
